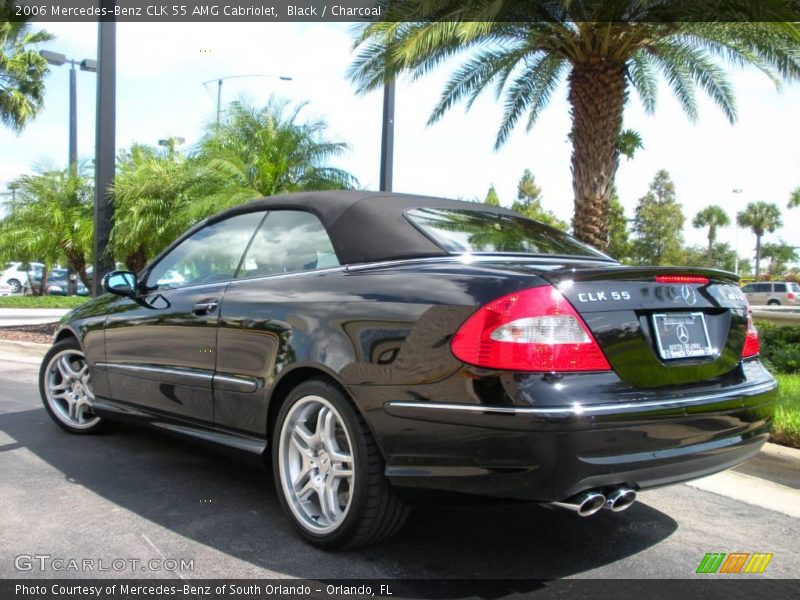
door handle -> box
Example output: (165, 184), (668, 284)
(192, 300), (219, 316)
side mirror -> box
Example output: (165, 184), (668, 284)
(103, 271), (138, 297)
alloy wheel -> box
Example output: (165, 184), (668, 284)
(43, 349), (100, 430)
(278, 395), (355, 534)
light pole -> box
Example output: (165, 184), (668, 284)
(202, 74), (293, 125)
(39, 50), (97, 170)
(379, 81), (395, 192)
(733, 188), (743, 275)
(93, 5), (116, 297)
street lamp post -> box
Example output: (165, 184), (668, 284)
(379, 80), (395, 192)
(39, 50), (98, 169)
(93, 7), (116, 297)
(203, 74), (293, 125)
(732, 188), (743, 275)
(39, 50), (97, 294)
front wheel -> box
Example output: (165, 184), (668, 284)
(767, 299), (781, 306)
(39, 339), (104, 434)
(272, 378), (408, 549)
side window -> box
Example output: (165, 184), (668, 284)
(237, 211), (339, 279)
(753, 283), (771, 293)
(741, 284), (754, 293)
(146, 211), (265, 290)
(774, 283), (787, 293)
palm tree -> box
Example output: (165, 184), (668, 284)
(111, 144), (206, 272)
(191, 97), (358, 221)
(348, 2), (800, 250)
(0, 165), (94, 289)
(692, 205), (730, 266)
(0, 11), (52, 131)
(760, 242), (798, 277)
(737, 201), (783, 277)
(789, 187), (800, 209)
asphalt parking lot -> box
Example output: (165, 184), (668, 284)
(1, 357), (799, 580)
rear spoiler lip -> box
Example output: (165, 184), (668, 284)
(541, 265), (739, 285)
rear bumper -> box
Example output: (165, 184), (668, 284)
(360, 364), (777, 502)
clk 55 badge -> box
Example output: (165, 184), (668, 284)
(577, 291), (631, 302)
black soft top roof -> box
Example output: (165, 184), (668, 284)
(210, 190), (520, 265)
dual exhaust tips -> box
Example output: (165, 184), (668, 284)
(547, 487), (637, 517)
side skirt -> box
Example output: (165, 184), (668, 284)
(92, 397), (268, 455)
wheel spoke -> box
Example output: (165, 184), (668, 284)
(296, 478), (315, 501)
(321, 408), (336, 449)
(315, 407), (329, 439)
(294, 422), (316, 447)
(292, 464), (312, 490)
(331, 464), (353, 480)
(57, 356), (73, 381)
(49, 380), (67, 394)
(319, 477), (342, 524)
(330, 447), (351, 464)
(291, 431), (315, 459)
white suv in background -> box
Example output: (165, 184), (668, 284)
(1, 261), (43, 294)
(741, 281), (800, 306)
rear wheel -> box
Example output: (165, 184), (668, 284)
(7, 278), (21, 293)
(39, 339), (104, 434)
(767, 299), (781, 306)
(272, 378), (408, 549)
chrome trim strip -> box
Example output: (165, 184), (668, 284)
(97, 362), (213, 385)
(97, 362), (259, 394)
(385, 380), (777, 418)
(213, 373), (259, 393)
(345, 255), (616, 272)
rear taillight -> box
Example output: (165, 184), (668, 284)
(742, 303), (760, 358)
(788, 292), (795, 300)
(655, 275), (709, 284)
(451, 285), (611, 372)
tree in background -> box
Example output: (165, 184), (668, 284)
(631, 170), (685, 266)
(348, 2), (800, 250)
(683, 242), (739, 273)
(737, 201), (783, 277)
(511, 169), (567, 231)
(692, 205), (730, 266)
(0, 165), (93, 290)
(111, 144), (207, 272)
(191, 97), (357, 222)
(789, 187), (800, 209)
(607, 188), (631, 263)
(483, 184), (500, 206)
(0, 10), (52, 131)
(761, 242), (798, 277)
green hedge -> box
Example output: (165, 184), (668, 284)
(0, 296), (88, 309)
(757, 322), (800, 375)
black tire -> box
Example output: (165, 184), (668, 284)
(39, 338), (105, 434)
(7, 278), (21, 293)
(272, 378), (408, 549)
(767, 299), (781, 306)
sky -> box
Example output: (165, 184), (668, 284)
(1, 22), (798, 267)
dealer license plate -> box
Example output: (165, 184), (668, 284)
(652, 312), (714, 360)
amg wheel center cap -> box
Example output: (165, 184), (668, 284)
(71, 382), (82, 395)
(317, 451), (331, 474)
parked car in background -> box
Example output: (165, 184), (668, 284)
(40, 191), (776, 549)
(741, 281), (800, 306)
(1, 261), (43, 294)
(0, 280), (12, 296)
(23, 268), (89, 296)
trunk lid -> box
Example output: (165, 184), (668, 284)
(541, 266), (748, 388)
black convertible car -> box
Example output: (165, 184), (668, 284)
(40, 191), (776, 549)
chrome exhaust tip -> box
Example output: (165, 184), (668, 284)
(547, 491), (606, 517)
(605, 487), (637, 512)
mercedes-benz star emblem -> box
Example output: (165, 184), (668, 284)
(677, 324), (690, 344)
(680, 285), (697, 306)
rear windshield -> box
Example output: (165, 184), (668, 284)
(406, 207), (608, 258)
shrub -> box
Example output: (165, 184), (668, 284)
(755, 321), (800, 374)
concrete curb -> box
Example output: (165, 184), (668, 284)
(0, 339), (49, 365)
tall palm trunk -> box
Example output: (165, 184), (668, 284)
(568, 59), (627, 250)
(707, 227), (715, 266)
(755, 234), (762, 277)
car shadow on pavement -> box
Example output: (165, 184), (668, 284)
(2, 408), (678, 580)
